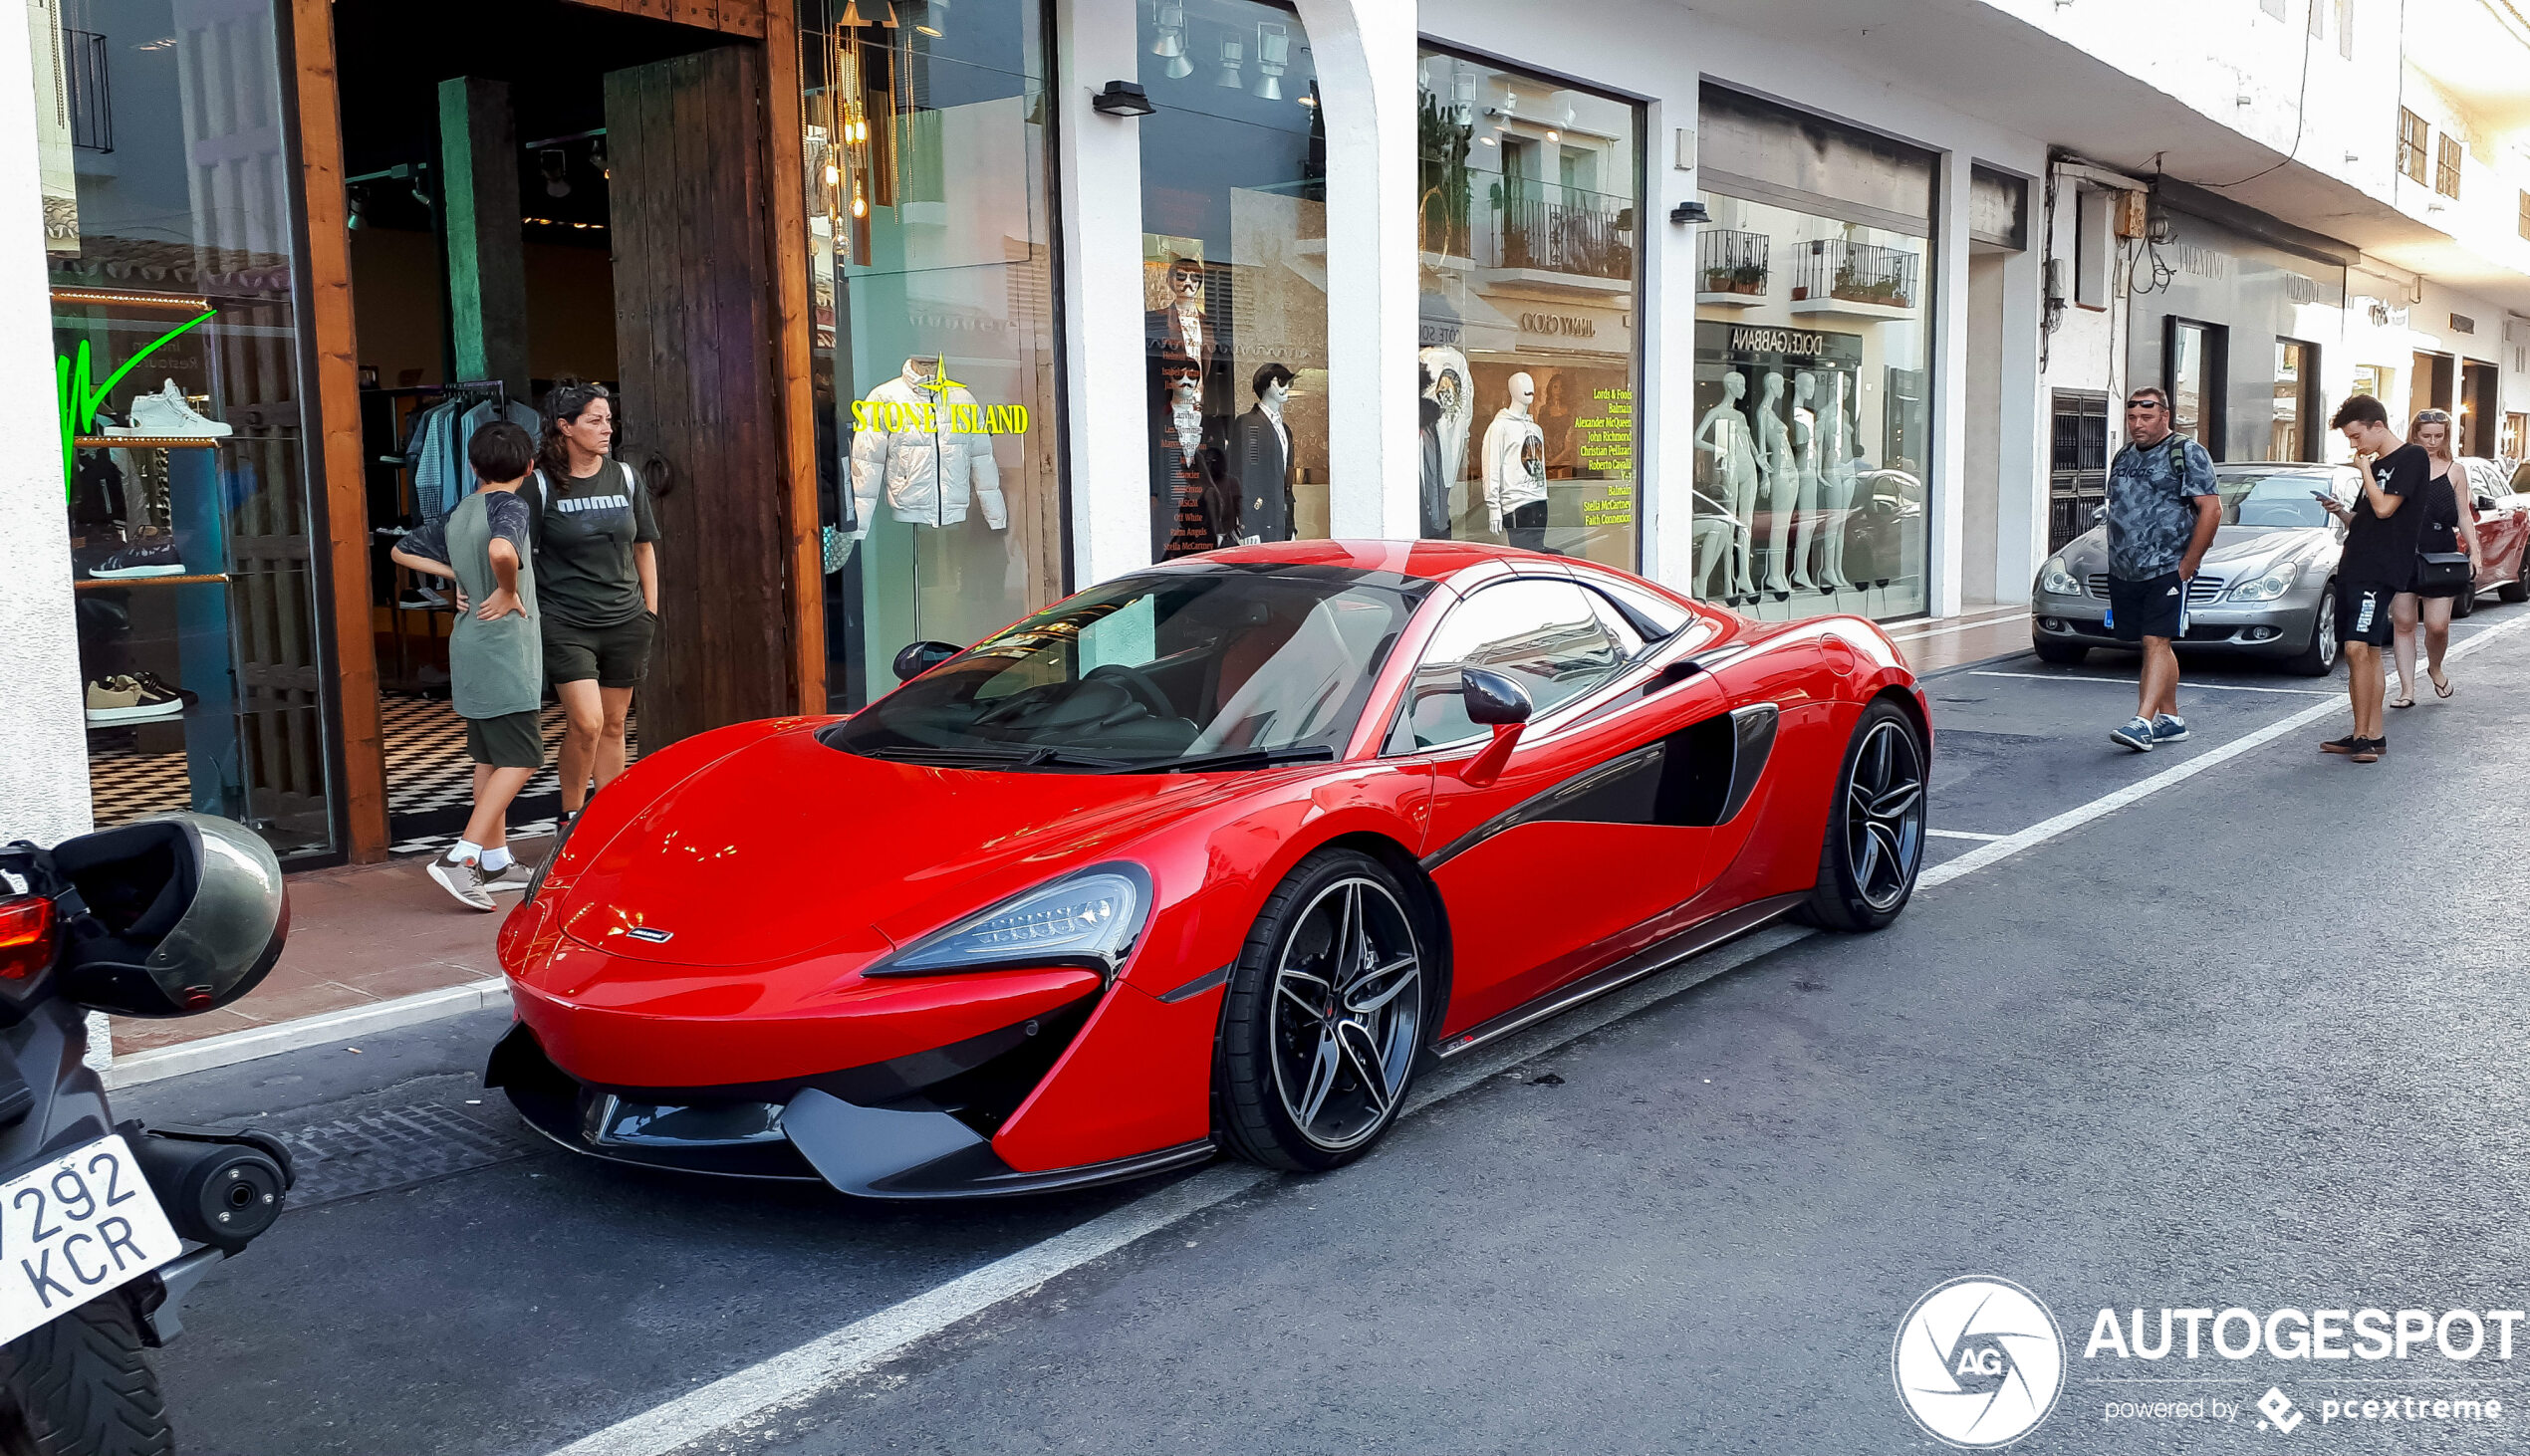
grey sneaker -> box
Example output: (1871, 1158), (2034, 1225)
(426, 851), (498, 911)
(2151, 714), (2189, 744)
(482, 861), (535, 893)
(2109, 716), (2155, 752)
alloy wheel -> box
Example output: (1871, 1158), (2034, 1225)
(1846, 718), (1925, 913)
(1268, 877), (1422, 1151)
(2317, 592), (2338, 670)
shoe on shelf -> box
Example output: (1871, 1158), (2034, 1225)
(83, 538), (183, 579)
(84, 675), (187, 726)
(398, 585), (450, 610)
(127, 670), (198, 709)
(2110, 716), (2156, 752)
(426, 850), (499, 912)
(104, 378), (232, 439)
(2150, 714), (2189, 744)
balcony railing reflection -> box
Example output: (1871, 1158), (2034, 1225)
(1697, 228), (1769, 297)
(1493, 184), (1636, 282)
(1791, 239), (1917, 311)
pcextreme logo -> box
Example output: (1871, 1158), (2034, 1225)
(1894, 1276), (2068, 1448)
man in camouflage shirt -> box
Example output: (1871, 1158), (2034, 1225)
(2101, 386), (2221, 752)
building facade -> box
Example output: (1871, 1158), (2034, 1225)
(8, 0), (2530, 861)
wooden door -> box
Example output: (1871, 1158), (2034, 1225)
(605, 44), (792, 748)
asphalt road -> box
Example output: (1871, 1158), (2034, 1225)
(126, 602), (2530, 1455)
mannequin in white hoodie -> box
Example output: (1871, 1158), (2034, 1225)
(849, 357), (1008, 537)
(1483, 371), (1547, 550)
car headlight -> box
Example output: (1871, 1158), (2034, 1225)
(2040, 557), (2081, 596)
(868, 866), (1150, 978)
(2225, 559), (2301, 603)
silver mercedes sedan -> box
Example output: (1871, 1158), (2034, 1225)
(2029, 462), (2362, 676)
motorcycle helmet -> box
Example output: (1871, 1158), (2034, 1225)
(48, 814), (289, 1018)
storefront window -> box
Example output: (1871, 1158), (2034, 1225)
(48, 0), (335, 856)
(1138, 0), (1327, 556)
(1692, 87), (1936, 621)
(1415, 49), (1642, 568)
(799, 0), (1064, 709)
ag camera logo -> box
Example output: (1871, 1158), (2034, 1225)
(1895, 1276), (2067, 1447)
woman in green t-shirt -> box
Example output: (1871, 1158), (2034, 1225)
(527, 378), (658, 823)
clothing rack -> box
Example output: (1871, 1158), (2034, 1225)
(366, 379), (521, 695)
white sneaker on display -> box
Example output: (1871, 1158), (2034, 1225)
(85, 675), (187, 725)
(105, 378), (232, 439)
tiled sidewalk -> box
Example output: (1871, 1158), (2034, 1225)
(108, 839), (544, 1056)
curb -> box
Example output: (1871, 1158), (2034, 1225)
(107, 977), (511, 1090)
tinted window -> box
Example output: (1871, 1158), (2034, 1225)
(1397, 579), (1629, 749)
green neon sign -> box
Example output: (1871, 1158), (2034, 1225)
(56, 309), (218, 500)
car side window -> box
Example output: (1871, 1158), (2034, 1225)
(1395, 578), (1630, 751)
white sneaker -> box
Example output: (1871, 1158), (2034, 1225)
(105, 378), (232, 439)
(426, 850), (498, 911)
(85, 675), (187, 725)
(482, 861), (535, 893)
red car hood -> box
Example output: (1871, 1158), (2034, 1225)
(550, 726), (1222, 970)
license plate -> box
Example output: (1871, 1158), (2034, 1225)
(0, 1136), (181, 1345)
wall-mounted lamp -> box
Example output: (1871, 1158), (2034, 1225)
(1669, 200), (1710, 225)
(1093, 81), (1155, 117)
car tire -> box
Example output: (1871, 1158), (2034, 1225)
(1797, 699), (1927, 934)
(2499, 550), (2530, 604)
(0, 1295), (172, 1456)
(1215, 849), (1429, 1173)
(2453, 586), (2477, 619)
(2286, 582), (2339, 677)
(2032, 640), (2088, 665)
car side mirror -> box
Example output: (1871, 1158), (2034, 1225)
(891, 640), (962, 682)
(1456, 667), (1532, 786)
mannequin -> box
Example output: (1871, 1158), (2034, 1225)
(1419, 345), (1474, 494)
(1755, 371), (1797, 599)
(1229, 363), (1297, 543)
(1787, 371), (1822, 592)
(1483, 370), (1548, 550)
(849, 356), (1007, 535)
(1418, 363), (1448, 539)
(1696, 370), (1759, 601)
(1144, 256), (1233, 429)
(1813, 370), (1857, 591)
(1153, 375), (1225, 559)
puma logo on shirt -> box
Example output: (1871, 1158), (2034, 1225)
(549, 494), (632, 514)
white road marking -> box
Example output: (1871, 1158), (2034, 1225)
(1965, 670), (2333, 696)
(1926, 829), (2007, 842)
(547, 607), (2530, 1456)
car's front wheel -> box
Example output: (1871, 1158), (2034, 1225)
(1215, 849), (1429, 1172)
(2286, 583), (2338, 677)
(1799, 700), (1927, 933)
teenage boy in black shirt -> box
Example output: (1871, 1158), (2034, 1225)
(2322, 394), (2429, 763)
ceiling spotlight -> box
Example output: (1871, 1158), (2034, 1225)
(1215, 37), (1244, 90)
(541, 148), (571, 198)
(1253, 22), (1288, 101)
(1545, 128), (1560, 142)
(1451, 72), (1476, 127)
(1152, 2), (1191, 79)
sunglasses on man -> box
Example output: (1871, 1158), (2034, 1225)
(2124, 398), (2164, 411)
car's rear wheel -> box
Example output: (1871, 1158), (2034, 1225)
(2286, 583), (2338, 676)
(2453, 585), (2478, 618)
(1215, 849), (1427, 1172)
(2033, 639), (2087, 665)
(2499, 548), (2530, 604)
(1798, 700), (1926, 933)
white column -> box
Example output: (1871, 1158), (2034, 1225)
(0, 11), (93, 848)
(1053, 0), (1154, 586)
(1929, 151), (1973, 618)
(1994, 231), (2046, 604)
(1294, 0), (1418, 538)
(1646, 104), (1697, 592)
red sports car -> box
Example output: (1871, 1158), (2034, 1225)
(488, 542), (1928, 1197)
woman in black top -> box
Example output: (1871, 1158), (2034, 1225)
(2388, 409), (2478, 707)
(529, 378), (660, 821)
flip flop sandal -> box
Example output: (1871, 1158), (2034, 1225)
(2390, 695), (2415, 709)
(2430, 671), (2453, 699)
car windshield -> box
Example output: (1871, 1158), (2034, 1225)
(822, 567), (1430, 772)
(2215, 469), (2352, 529)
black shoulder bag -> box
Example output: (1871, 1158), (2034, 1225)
(2414, 470), (2473, 593)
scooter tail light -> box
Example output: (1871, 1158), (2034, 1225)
(0, 896), (57, 986)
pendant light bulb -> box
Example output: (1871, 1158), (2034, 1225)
(852, 180), (868, 218)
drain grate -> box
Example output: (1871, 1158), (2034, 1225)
(279, 1102), (541, 1208)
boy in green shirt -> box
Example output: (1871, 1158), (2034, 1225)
(390, 421), (545, 910)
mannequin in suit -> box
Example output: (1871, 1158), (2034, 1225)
(1229, 363), (1298, 543)
(1145, 256), (1233, 431)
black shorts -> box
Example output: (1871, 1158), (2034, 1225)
(2338, 581), (2399, 645)
(2107, 572), (2185, 642)
(465, 709), (545, 769)
(544, 612), (655, 688)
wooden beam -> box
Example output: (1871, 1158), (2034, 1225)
(438, 78), (532, 397)
(761, 0), (825, 714)
(559, 0), (765, 38)
(289, 0), (387, 861)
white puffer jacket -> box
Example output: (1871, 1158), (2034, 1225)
(850, 371), (1008, 533)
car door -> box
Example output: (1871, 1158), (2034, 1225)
(2464, 460), (2528, 589)
(1400, 576), (1731, 1038)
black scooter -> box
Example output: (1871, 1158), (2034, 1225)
(0, 815), (295, 1456)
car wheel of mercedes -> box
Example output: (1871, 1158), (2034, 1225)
(1216, 849), (1428, 1172)
(1799, 700), (1927, 933)
(2287, 583), (2338, 676)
